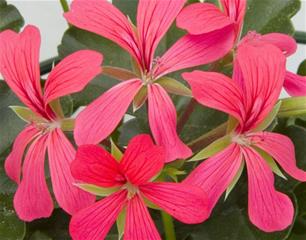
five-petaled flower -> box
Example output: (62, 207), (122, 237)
(69, 134), (209, 240)
(0, 25), (103, 221)
(178, 0), (306, 96)
(182, 37), (306, 232)
(64, 0), (236, 162)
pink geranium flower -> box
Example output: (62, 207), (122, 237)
(182, 38), (306, 232)
(64, 0), (236, 162)
(69, 134), (209, 240)
(177, 0), (306, 96)
(0, 25), (103, 221)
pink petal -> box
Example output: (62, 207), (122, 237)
(153, 25), (235, 78)
(125, 194), (161, 240)
(0, 25), (45, 117)
(48, 129), (95, 215)
(184, 144), (243, 214)
(283, 71), (306, 96)
(147, 83), (192, 162)
(120, 134), (165, 185)
(70, 190), (127, 240)
(182, 71), (245, 127)
(220, 0), (246, 34)
(74, 79), (142, 145)
(137, 0), (185, 70)
(141, 182), (209, 224)
(234, 39), (286, 131)
(242, 146), (294, 232)
(261, 33), (297, 57)
(44, 50), (103, 104)
(249, 132), (306, 181)
(71, 144), (124, 188)
(64, 0), (141, 66)
(13, 134), (53, 221)
(177, 3), (233, 35)
(5, 125), (40, 183)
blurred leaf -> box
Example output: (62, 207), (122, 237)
(0, 194), (26, 240)
(176, 194), (297, 240)
(297, 59), (306, 76)
(24, 209), (70, 240)
(0, 82), (25, 155)
(0, 149), (16, 194)
(29, 231), (52, 240)
(242, 0), (300, 36)
(0, 0), (24, 32)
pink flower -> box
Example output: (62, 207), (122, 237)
(69, 134), (209, 240)
(0, 25), (103, 221)
(64, 0), (236, 162)
(178, 0), (306, 96)
(182, 39), (306, 232)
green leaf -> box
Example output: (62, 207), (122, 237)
(0, 0), (24, 32)
(0, 82), (25, 155)
(189, 135), (231, 162)
(278, 96), (306, 118)
(133, 86), (147, 112)
(0, 194), (26, 240)
(60, 118), (75, 132)
(253, 101), (282, 132)
(242, 0), (301, 36)
(103, 66), (138, 81)
(156, 77), (192, 97)
(256, 147), (287, 180)
(225, 161), (245, 200)
(76, 183), (120, 197)
(9, 106), (45, 124)
(110, 138), (123, 161)
(116, 208), (126, 240)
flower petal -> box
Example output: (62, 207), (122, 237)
(283, 71), (306, 97)
(242, 146), (294, 232)
(0, 25), (45, 116)
(5, 125), (40, 183)
(148, 83), (192, 162)
(13, 134), (53, 221)
(220, 0), (246, 34)
(125, 194), (161, 240)
(183, 71), (245, 126)
(70, 190), (127, 240)
(177, 3), (233, 35)
(153, 25), (235, 78)
(74, 79), (142, 145)
(249, 131), (306, 181)
(137, 0), (185, 70)
(120, 134), (165, 185)
(235, 38), (286, 131)
(48, 129), (95, 215)
(184, 144), (243, 214)
(71, 144), (124, 188)
(141, 182), (209, 224)
(261, 33), (297, 57)
(44, 50), (103, 104)
(64, 0), (141, 65)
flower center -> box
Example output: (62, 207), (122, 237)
(125, 182), (139, 200)
(231, 134), (252, 146)
(35, 120), (61, 133)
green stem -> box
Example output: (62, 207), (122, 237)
(59, 0), (70, 12)
(161, 211), (176, 240)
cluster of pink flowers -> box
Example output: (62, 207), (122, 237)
(0, 0), (306, 239)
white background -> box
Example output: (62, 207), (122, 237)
(3, 0), (306, 98)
